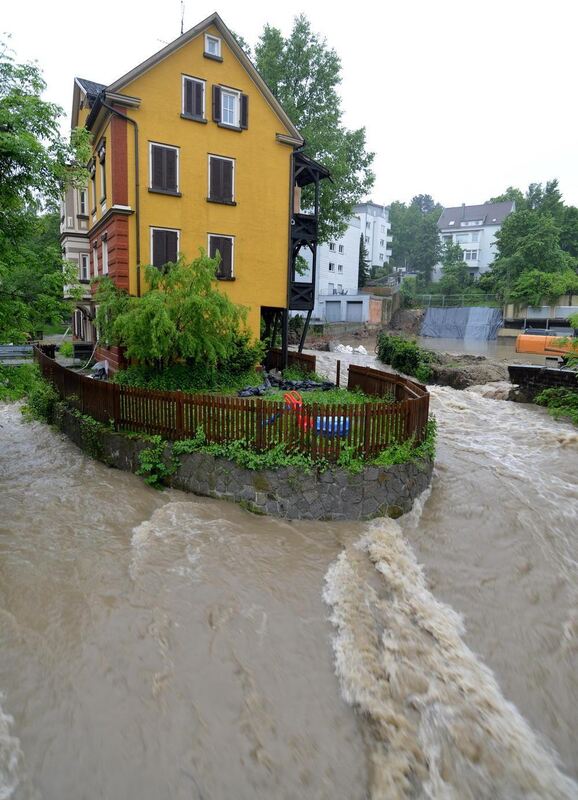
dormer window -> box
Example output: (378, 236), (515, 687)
(205, 34), (222, 59)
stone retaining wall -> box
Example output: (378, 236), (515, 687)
(56, 406), (433, 521)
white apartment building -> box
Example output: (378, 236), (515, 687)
(434, 200), (515, 280)
(295, 200), (392, 323)
(354, 202), (392, 269)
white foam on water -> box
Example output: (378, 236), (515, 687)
(0, 696), (21, 800)
(324, 518), (578, 799)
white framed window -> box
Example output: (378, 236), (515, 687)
(80, 253), (89, 281)
(338, 244), (344, 253)
(329, 243), (336, 251)
(366, 222), (371, 230)
(221, 88), (240, 127)
(443, 234), (453, 243)
(151, 227), (180, 268)
(379, 253), (383, 260)
(182, 75), (205, 119)
(328, 262), (335, 272)
(380, 224), (385, 233)
(79, 188), (87, 216)
(92, 243), (99, 277)
(379, 239), (384, 246)
(337, 264), (343, 273)
(471, 231), (480, 243)
(149, 142), (179, 193)
(208, 233), (234, 279)
(337, 284), (342, 292)
(205, 34), (221, 58)
(365, 235), (370, 244)
(327, 282), (334, 292)
(102, 237), (109, 275)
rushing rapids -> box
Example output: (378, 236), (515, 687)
(0, 382), (577, 798)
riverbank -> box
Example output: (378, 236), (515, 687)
(52, 403), (434, 520)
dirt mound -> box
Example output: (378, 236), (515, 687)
(387, 308), (425, 335)
(428, 353), (509, 389)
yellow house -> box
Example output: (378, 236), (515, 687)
(63, 12), (329, 370)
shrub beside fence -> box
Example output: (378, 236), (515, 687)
(34, 348), (430, 462)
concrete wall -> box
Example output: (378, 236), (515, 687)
(508, 364), (578, 402)
(56, 406), (433, 521)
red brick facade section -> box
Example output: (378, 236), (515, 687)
(111, 106), (128, 206)
(95, 345), (127, 374)
(90, 213), (130, 293)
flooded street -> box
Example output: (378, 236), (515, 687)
(1, 378), (577, 797)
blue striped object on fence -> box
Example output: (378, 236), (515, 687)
(315, 416), (350, 437)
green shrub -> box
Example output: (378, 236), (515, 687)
(137, 435), (175, 488)
(376, 333), (434, 381)
(24, 378), (59, 422)
(0, 363), (42, 401)
(59, 341), (74, 358)
(535, 387), (578, 426)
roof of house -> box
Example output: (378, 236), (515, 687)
(438, 201), (515, 229)
(75, 78), (106, 107)
(98, 12), (301, 143)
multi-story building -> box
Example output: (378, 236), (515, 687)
(355, 202), (392, 269)
(61, 13), (328, 368)
(294, 200), (393, 323)
(434, 200), (515, 280)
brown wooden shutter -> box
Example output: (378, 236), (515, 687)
(184, 78), (194, 115)
(166, 231), (178, 264)
(193, 81), (204, 117)
(209, 157), (221, 201)
(212, 85), (221, 122)
(152, 229), (165, 268)
(219, 237), (232, 278)
(240, 94), (249, 129)
(165, 149), (177, 192)
(222, 160), (233, 202)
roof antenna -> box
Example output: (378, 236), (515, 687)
(180, 0), (185, 35)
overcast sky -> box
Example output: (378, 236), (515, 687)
(5, 0), (578, 208)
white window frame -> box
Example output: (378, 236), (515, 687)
(205, 34), (221, 57)
(181, 75), (206, 117)
(327, 282), (334, 293)
(149, 142), (180, 193)
(337, 284), (343, 292)
(379, 253), (384, 260)
(207, 233), (235, 277)
(150, 227), (181, 267)
(337, 264), (343, 273)
(221, 88), (240, 128)
(92, 243), (99, 277)
(207, 154), (235, 202)
(80, 253), (89, 281)
(329, 242), (335, 251)
(328, 262), (335, 272)
(379, 239), (384, 246)
(79, 188), (87, 216)
(102, 237), (109, 275)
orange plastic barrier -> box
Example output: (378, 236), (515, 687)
(515, 334), (575, 356)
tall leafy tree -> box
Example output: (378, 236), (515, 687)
(389, 196), (442, 284)
(0, 40), (90, 341)
(254, 15), (374, 242)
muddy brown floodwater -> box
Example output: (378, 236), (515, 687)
(1, 377), (577, 798)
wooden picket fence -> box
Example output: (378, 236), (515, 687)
(34, 348), (430, 462)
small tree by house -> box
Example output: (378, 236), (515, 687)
(95, 252), (258, 372)
(438, 241), (472, 296)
